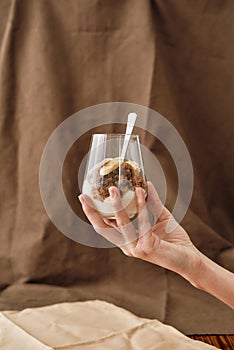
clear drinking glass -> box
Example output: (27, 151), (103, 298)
(82, 134), (147, 219)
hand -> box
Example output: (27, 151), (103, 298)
(79, 181), (202, 281)
(79, 183), (234, 308)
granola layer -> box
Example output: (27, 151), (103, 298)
(92, 160), (146, 201)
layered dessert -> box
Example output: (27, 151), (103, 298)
(82, 157), (147, 219)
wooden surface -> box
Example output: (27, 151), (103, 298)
(189, 335), (234, 349)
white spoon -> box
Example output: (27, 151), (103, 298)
(120, 112), (137, 160)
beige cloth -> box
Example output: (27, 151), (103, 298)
(0, 300), (217, 350)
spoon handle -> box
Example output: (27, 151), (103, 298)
(120, 113), (137, 160)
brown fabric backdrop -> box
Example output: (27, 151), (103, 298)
(0, 0), (233, 334)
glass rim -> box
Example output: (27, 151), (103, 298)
(91, 133), (139, 137)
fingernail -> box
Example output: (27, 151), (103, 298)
(109, 187), (116, 199)
(135, 187), (143, 195)
(78, 195), (85, 205)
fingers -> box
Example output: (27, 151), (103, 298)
(135, 187), (151, 238)
(79, 195), (105, 228)
(103, 218), (120, 231)
(79, 194), (124, 246)
(108, 187), (138, 246)
(146, 181), (170, 223)
(135, 187), (160, 255)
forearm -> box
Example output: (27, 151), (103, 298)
(186, 251), (234, 309)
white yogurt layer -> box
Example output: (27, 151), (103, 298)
(82, 180), (137, 219)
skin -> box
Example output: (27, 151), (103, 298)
(79, 181), (234, 309)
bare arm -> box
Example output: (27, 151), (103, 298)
(188, 252), (234, 308)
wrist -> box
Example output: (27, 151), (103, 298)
(180, 248), (205, 288)
(183, 250), (234, 308)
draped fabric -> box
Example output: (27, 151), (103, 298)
(0, 0), (233, 334)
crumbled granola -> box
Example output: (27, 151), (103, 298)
(92, 161), (146, 201)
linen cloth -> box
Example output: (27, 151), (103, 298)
(0, 300), (218, 349)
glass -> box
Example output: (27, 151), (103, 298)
(82, 134), (147, 219)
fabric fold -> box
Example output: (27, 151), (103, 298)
(1, 300), (218, 350)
